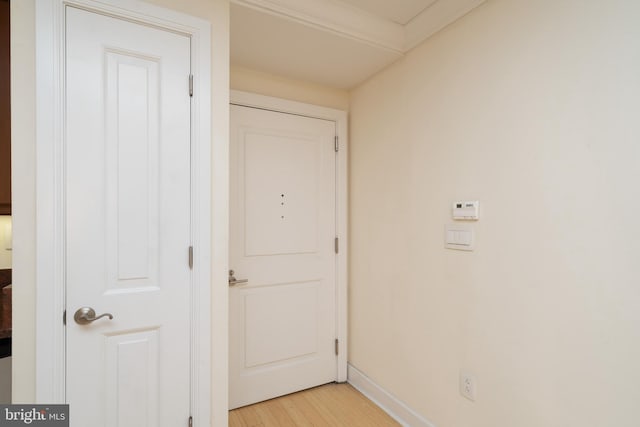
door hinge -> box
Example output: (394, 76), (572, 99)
(189, 74), (194, 97)
(188, 246), (193, 269)
(334, 237), (339, 254)
(334, 135), (339, 152)
(335, 338), (339, 356)
(63, 310), (67, 326)
(188, 415), (193, 427)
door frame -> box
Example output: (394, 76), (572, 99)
(35, 0), (212, 423)
(230, 90), (348, 382)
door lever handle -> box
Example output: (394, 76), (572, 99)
(228, 270), (248, 287)
(74, 307), (114, 325)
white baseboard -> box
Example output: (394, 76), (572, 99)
(347, 364), (436, 427)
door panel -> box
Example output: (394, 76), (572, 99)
(65, 7), (191, 426)
(244, 283), (319, 367)
(105, 330), (159, 427)
(229, 105), (337, 409)
(244, 131), (320, 255)
(106, 52), (160, 286)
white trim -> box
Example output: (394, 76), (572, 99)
(230, 89), (349, 382)
(231, 0), (486, 56)
(231, 0), (404, 53)
(35, 1), (212, 424)
(35, 0), (66, 404)
(185, 9), (212, 427)
(348, 364), (437, 427)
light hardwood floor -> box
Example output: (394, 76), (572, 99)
(229, 383), (400, 427)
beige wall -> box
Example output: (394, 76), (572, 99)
(349, 0), (640, 426)
(11, 0), (36, 404)
(231, 64), (349, 111)
(11, 1), (229, 423)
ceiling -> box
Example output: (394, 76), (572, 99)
(338, 0), (438, 25)
(230, 0), (486, 89)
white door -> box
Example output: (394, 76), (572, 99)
(229, 105), (338, 409)
(65, 7), (192, 426)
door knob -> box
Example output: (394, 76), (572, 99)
(74, 307), (114, 325)
(228, 269), (248, 287)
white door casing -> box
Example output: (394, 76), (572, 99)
(229, 93), (348, 409)
(35, 1), (212, 424)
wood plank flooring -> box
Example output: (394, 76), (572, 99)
(229, 383), (400, 427)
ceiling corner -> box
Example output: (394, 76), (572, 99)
(230, 0), (488, 89)
(404, 0), (487, 51)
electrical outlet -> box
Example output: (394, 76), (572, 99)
(460, 371), (477, 401)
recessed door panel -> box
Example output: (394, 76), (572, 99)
(105, 52), (161, 290)
(244, 283), (319, 367)
(105, 329), (159, 427)
(110, 54), (159, 283)
(244, 131), (320, 256)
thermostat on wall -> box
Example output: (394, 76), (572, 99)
(452, 201), (479, 220)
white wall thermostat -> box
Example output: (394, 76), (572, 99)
(453, 200), (479, 220)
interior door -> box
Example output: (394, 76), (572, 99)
(65, 7), (192, 426)
(229, 105), (337, 409)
